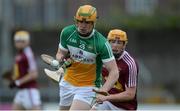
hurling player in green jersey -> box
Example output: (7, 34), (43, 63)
(55, 5), (119, 110)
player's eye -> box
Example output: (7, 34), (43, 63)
(109, 40), (115, 43)
(15, 40), (25, 43)
(85, 21), (92, 24)
(77, 20), (92, 24)
(77, 20), (83, 23)
(112, 40), (117, 43)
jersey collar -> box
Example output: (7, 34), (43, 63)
(118, 51), (126, 60)
(79, 29), (95, 39)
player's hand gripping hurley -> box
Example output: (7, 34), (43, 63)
(91, 88), (110, 108)
(41, 54), (72, 82)
(92, 88), (109, 96)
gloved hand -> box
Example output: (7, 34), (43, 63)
(9, 81), (16, 89)
(9, 80), (20, 89)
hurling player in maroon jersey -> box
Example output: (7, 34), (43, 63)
(9, 31), (41, 110)
(92, 29), (138, 110)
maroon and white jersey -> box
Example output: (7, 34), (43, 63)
(13, 46), (38, 89)
(102, 51), (138, 110)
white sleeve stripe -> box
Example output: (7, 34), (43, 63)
(123, 52), (137, 85)
(105, 41), (113, 57)
(123, 56), (136, 87)
(66, 30), (76, 41)
(125, 54), (137, 87)
(24, 47), (37, 71)
(59, 28), (65, 46)
(104, 42), (110, 57)
(126, 54), (137, 87)
(123, 53), (137, 87)
(124, 56), (134, 87)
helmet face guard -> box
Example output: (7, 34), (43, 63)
(74, 5), (97, 23)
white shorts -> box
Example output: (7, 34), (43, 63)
(59, 78), (96, 107)
(92, 101), (123, 110)
(14, 88), (41, 109)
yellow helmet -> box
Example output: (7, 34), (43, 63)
(14, 31), (30, 42)
(75, 5), (97, 22)
(108, 29), (128, 43)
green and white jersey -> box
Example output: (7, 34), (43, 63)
(59, 25), (114, 87)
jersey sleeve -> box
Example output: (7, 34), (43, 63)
(58, 28), (68, 51)
(24, 47), (37, 72)
(124, 57), (138, 87)
(100, 41), (115, 63)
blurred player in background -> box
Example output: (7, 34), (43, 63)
(55, 5), (119, 110)
(92, 29), (138, 110)
(3, 30), (41, 110)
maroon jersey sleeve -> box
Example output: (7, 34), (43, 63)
(24, 47), (37, 72)
(122, 52), (138, 88)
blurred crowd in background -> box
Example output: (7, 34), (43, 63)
(0, 0), (180, 106)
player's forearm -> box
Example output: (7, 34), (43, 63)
(106, 90), (136, 102)
(100, 69), (119, 92)
(56, 48), (67, 61)
(17, 71), (38, 85)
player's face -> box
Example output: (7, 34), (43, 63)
(109, 39), (125, 54)
(15, 40), (29, 50)
(76, 20), (94, 35)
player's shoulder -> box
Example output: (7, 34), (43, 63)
(23, 46), (34, 57)
(24, 46), (32, 53)
(122, 51), (135, 60)
(93, 30), (111, 54)
(94, 30), (107, 41)
(94, 30), (108, 46)
(121, 51), (138, 66)
(61, 25), (76, 35)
